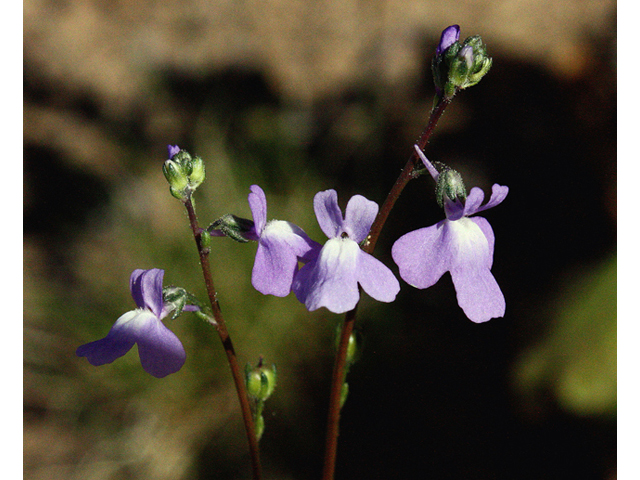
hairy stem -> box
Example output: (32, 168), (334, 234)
(321, 96), (451, 480)
(184, 197), (262, 480)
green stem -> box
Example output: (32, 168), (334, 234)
(184, 197), (262, 480)
(321, 96), (451, 480)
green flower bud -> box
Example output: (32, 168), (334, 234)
(190, 155), (206, 188)
(245, 359), (277, 401)
(448, 35), (492, 91)
(172, 150), (194, 175)
(431, 26), (492, 100)
(200, 229), (211, 248)
(163, 160), (189, 192)
(163, 146), (207, 200)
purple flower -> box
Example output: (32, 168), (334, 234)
(248, 185), (322, 297)
(436, 24), (460, 56)
(391, 146), (508, 323)
(76, 269), (195, 378)
(292, 189), (400, 314)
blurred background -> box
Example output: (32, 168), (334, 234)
(24, 0), (616, 479)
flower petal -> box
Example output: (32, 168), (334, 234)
(136, 316), (186, 378)
(252, 221), (301, 296)
(391, 221), (450, 289)
(446, 216), (504, 322)
(462, 187), (485, 216)
(248, 185), (268, 234)
(436, 25), (460, 55)
(356, 251), (400, 303)
(313, 189), (344, 239)
(464, 184), (509, 216)
(447, 217), (491, 270)
(293, 238), (360, 313)
(471, 216), (495, 269)
(343, 195), (378, 243)
(130, 269), (164, 318)
(76, 310), (141, 366)
(450, 267), (505, 323)
(167, 145), (180, 158)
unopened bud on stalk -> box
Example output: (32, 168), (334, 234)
(162, 145), (206, 200)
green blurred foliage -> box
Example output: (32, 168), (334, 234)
(515, 254), (616, 417)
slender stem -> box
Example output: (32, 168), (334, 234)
(183, 197), (262, 480)
(365, 96), (450, 254)
(321, 307), (357, 480)
(321, 96), (451, 480)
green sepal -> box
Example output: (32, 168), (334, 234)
(162, 286), (207, 320)
(435, 168), (467, 208)
(208, 214), (256, 243)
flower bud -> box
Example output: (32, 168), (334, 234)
(435, 24), (460, 56)
(162, 145), (207, 200)
(245, 359), (277, 402)
(200, 229), (211, 248)
(431, 26), (492, 100)
(190, 155), (206, 188)
(449, 35), (492, 91)
(163, 160), (189, 193)
(167, 144), (181, 159)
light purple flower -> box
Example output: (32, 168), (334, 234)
(292, 189), (400, 314)
(436, 24), (460, 56)
(248, 185), (322, 297)
(392, 146), (508, 323)
(76, 269), (195, 378)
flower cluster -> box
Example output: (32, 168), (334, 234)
(78, 25), (505, 380)
(242, 161), (506, 322)
(248, 185), (400, 314)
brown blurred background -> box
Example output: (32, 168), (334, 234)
(24, 0), (616, 479)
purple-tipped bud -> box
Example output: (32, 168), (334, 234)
(436, 25), (460, 55)
(167, 144), (181, 159)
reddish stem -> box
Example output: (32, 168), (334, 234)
(184, 198), (262, 480)
(321, 96), (450, 480)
